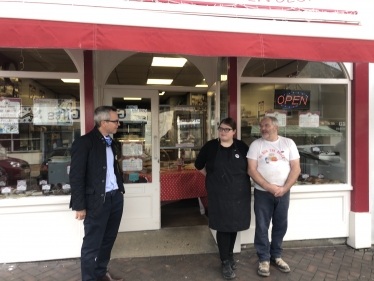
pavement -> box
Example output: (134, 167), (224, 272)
(1, 245), (374, 281)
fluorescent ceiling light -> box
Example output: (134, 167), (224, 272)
(123, 97), (142, 100)
(147, 79), (173, 85)
(61, 78), (80, 83)
(221, 75), (227, 81)
(152, 57), (187, 67)
(159, 91), (165, 96)
(196, 79), (208, 87)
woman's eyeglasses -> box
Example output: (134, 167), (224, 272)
(218, 127), (233, 133)
(105, 120), (120, 124)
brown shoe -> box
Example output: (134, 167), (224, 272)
(98, 272), (123, 281)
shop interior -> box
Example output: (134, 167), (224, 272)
(0, 50), (348, 226)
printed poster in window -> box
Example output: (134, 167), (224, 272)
(122, 157), (143, 171)
(0, 98), (21, 134)
(299, 112), (320, 128)
(265, 111), (287, 127)
(33, 99), (73, 126)
(118, 108), (147, 123)
(122, 142), (143, 157)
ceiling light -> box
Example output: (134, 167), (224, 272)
(221, 75), (227, 81)
(159, 91), (165, 96)
(147, 79), (173, 85)
(123, 97), (142, 100)
(195, 79), (208, 87)
(151, 57), (187, 67)
(61, 79), (80, 83)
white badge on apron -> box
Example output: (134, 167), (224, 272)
(235, 154), (239, 158)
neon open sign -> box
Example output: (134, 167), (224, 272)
(274, 90), (310, 110)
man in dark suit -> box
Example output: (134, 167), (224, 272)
(70, 106), (124, 281)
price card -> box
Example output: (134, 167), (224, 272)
(1, 187), (11, 194)
(39, 180), (48, 185)
(17, 180), (27, 191)
(62, 184), (71, 190)
(0, 181), (6, 187)
(42, 184), (51, 190)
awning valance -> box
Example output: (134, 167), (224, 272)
(1, 18), (374, 62)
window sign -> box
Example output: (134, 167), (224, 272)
(122, 142), (143, 156)
(299, 112), (320, 128)
(33, 99), (73, 126)
(0, 98), (21, 134)
(122, 158), (143, 171)
(274, 90), (310, 110)
(265, 110), (287, 127)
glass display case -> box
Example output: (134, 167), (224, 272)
(159, 105), (205, 170)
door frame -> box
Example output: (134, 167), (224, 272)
(103, 86), (160, 232)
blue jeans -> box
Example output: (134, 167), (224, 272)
(254, 188), (290, 262)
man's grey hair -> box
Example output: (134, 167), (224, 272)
(261, 116), (279, 127)
(94, 106), (117, 127)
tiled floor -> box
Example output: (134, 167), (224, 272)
(1, 245), (373, 281)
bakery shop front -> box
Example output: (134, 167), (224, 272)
(0, 0), (373, 263)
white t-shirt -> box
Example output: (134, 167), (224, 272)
(246, 136), (300, 191)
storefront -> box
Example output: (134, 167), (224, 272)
(0, 0), (373, 263)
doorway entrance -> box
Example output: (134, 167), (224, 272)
(104, 88), (160, 232)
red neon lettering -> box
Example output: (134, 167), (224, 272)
(300, 95), (308, 105)
(292, 96), (300, 106)
(277, 96), (285, 105)
(285, 95), (293, 103)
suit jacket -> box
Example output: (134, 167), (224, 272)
(69, 126), (125, 218)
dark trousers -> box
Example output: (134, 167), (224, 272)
(81, 190), (124, 281)
(216, 231), (237, 261)
(254, 188), (290, 262)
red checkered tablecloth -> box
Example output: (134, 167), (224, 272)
(160, 170), (207, 201)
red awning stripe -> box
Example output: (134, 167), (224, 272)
(1, 18), (374, 62)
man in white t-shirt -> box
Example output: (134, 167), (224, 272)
(247, 116), (300, 277)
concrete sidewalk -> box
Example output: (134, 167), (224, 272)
(1, 245), (373, 281)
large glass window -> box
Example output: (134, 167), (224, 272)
(0, 49), (80, 199)
(241, 59), (348, 185)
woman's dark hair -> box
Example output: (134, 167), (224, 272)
(220, 117), (237, 131)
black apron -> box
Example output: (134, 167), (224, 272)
(206, 141), (251, 232)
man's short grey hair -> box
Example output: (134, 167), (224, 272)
(261, 116), (279, 127)
(94, 106), (117, 127)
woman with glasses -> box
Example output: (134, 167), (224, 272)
(195, 117), (251, 280)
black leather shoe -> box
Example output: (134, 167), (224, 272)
(98, 272), (123, 281)
(221, 260), (236, 279)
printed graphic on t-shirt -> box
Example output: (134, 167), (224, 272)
(259, 148), (286, 163)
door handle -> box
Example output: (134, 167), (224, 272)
(154, 136), (158, 160)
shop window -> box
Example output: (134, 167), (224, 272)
(0, 77), (81, 199)
(241, 58), (348, 185)
(242, 59), (345, 79)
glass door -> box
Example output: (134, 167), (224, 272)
(104, 88), (160, 232)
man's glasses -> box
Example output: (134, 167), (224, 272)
(218, 127), (233, 133)
(105, 120), (120, 124)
